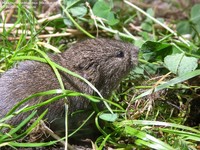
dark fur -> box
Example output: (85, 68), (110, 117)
(0, 38), (138, 136)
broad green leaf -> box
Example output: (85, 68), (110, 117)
(195, 24), (200, 33)
(141, 8), (154, 32)
(144, 63), (160, 75)
(106, 12), (119, 25)
(142, 41), (171, 52)
(69, 5), (87, 17)
(146, 8), (154, 22)
(190, 4), (200, 24)
(93, 0), (111, 18)
(92, 0), (119, 25)
(164, 53), (198, 76)
(141, 22), (153, 32)
(62, 1), (87, 27)
(141, 41), (172, 61)
(63, 18), (73, 27)
(63, 0), (80, 9)
(99, 113), (118, 122)
(177, 21), (192, 35)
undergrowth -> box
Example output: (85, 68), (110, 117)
(0, 0), (200, 150)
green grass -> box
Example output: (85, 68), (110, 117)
(0, 0), (200, 150)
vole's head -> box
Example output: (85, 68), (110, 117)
(62, 38), (138, 97)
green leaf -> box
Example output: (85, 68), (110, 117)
(144, 63), (160, 75)
(141, 41), (172, 61)
(178, 4), (200, 35)
(141, 22), (153, 32)
(63, 18), (73, 27)
(106, 12), (119, 25)
(146, 8), (154, 22)
(92, 0), (119, 25)
(141, 8), (154, 31)
(93, 0), (111, 18)
(99, 113), (118, 122)
(62, 1), (87, 27)
(69, 5), (87, 17)
(190, 4), (200, 24)
(63, 0), (80, 9)
(177, 21), (192, 35)
(164, 53), (198, 76)
(195, 24), (200, 33)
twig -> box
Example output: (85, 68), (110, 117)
(40, 121), (75, 150)
(0, 14), (63, 29)
(0, 1), (5, 22)
(86, 2), (99, 37)
(6, 33), (73, 41)
(38, 14), (62, 24)
(5, 0), (19, 23)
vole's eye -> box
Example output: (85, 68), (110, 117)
(116, 51), (124, 58)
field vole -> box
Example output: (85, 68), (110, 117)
(0, 38), (138, 139)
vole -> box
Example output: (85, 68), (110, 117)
(0, 38), (138, 139)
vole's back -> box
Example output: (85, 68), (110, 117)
(0, 38), (138, 136)
(0, 59), (91, 128)
(0, 61), (61, 123)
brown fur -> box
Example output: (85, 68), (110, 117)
(0, 38), (138, 136)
